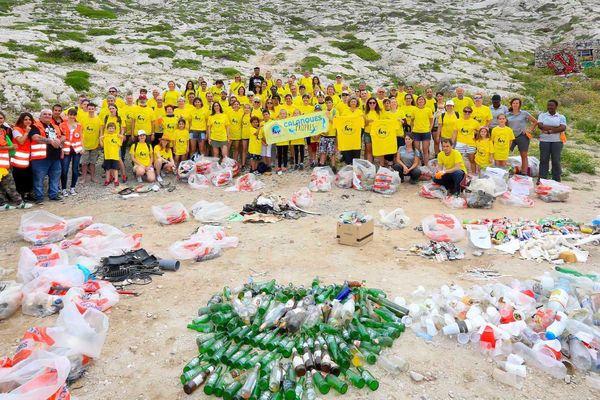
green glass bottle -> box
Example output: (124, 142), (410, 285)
(199, 334), (222, 354)
(236, 351), (255, 369)
(210, 302), (233, 313)
(204, 365), (223, 395)
(206, 338), (226, 356)
(294, 376), (304, 400)
(373, 307), (397, 323)
(373, 335), (393, 347)
(325, 335), (339, 362)
(270, 392), (283, 400)
(188, 322), (214, 333)
(282, 363), (296, 400)
(211, 342), (230, 363)
(251, 312), (264, 333)
(359, 340), (381, 355)
(236, 326), (252, 341)
(312, 371), (330, 394)
(223, 286), (232, 300)
(223, 381), (243, 400)
(226, 317), (243, 331)
(258, 296), (271, 316)
(365, 288), (386, 298)
(252, 331), (268, 347)
(344, 368), (365, 389)
(352, 319), (369, 341)
(267, 333), (283, 351)
(214, 370), (233, 397)
(222, 342), (241, 363)
(192, 314), (212, 324)
(180, 364), (209, 385)
(245, 352), (264, 370)
(259, 279), (276, 294)
(360, 317), (385, 329)
(228, 326), (243, 339)
(358, 367), (379, 391)
(281, 337), (294, 358)
(212, 311), (235, 325)
(260, 328), (279, 350)
(230, 346), (250, 366)
(183, 354), (203, 372)
(259, 352), (278, 369)
(197, 306), (211, 316)
(325, 373), (348, 394)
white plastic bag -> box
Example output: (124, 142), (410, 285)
(194, 155), (219, 175)
(151, 202), (189, 225)
(442, 195), (467, 209)
(17, 245), (69, 284)
(497, 191), (535, 208)
(352, 159), (376, 191)
(188, 172), (209, 189)
(535, 179), (571, 202)
(225, 173), (265, 192)
(309, 166), (334, 192)
(169, 226), (239, 260)
(468, 177), (506, 197)
(290, 187), (313, 209)
(221, 156), (241, 177)
(508, 156), (540, 177)
(0, 280), (23, 320)
(378, 209), (410, 230)
(422, 214), (465, 242)
(209, 164), (233, 187)
(508, 175), (534, 196)
(64, 216), (94, 236)
(373, 166), (400, 194)
(63, 280), (119, 312)
(60, 223), (142, 260)
(419, 166), (434, 181)
(335, 165), (354, 189)
(420, 182), (448, 199)
(0, 350), (71, 400)
(177, 159), (195, 179)
(19, 211), (67, 244)
(190, 200), (233, 222)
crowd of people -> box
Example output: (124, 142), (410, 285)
(0, 67), (568, 207)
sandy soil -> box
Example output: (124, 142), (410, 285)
(1, 170), (600, 400)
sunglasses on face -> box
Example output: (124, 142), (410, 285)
(368, 102), (376, 105)
(464, 110), (472, 113)
(474, 97), (482, 100)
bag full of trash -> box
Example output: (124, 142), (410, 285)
(335, 165), (354, 189)
(309, 166), (334, 192)
(535, 179), (571, 202)
(352, 159), (376, 191)
(151, 202), (189, 225)
(378, 208), (410, 229)
(422, 214), (465, 242)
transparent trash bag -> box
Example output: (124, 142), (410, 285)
(151, 202), (189, 225)
(373, 166), (400, 194)
(420, 182), (448, 199)
(535, 179), (571, 202)
(352, 159), (376, 191)
(290, 187), (313, 209)
(442, 195), (467, 209)
(309, 166), (334, 192)
(0, 280), (23, 320)
(335, 165), (354, 189)
(190, 200), (234, 222)
(225, 173), (265, 192)
(188, 172), (209, 189)
(208, 165), (233, 187)
(497, 191), (535, 208)
(194, 155), (219, 175)
(422, 214), (465, 242)
(378, 208), (410, 230)
(508, 175), (534, 196)
(221, 156), (241, 177)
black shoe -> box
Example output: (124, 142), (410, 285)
(49, 195), (62, 201)
(34, 198), (44, 204)
(409, 179), (418, 184)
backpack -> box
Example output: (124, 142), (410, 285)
(441, 111), (459, 123)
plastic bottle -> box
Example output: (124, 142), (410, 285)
(547, 283), (570, 312)
(378, 354), (409, 373)
(545, 311), (568, 340)
(512, 342), (567, 379)
(492, 367), (522, 389)
(569, 337), (592, 371)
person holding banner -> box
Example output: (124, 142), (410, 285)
(410, 96), (434, 166)
(289, 109), (306, 170)
(370, 116), (398, 166)
(319, 96), (338, 171)
(363, 97), (381, 162)
(275, 109), (290, 174)
(336, 97), (364, 165)
(259, 109), (272, 167)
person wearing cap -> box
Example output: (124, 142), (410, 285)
(250, 96), (264, 122)
(163, 80), (180, 107)
(130, 130), (155, 183)
(437, 100), (460, 148)
(471, 93), (493, 128)
(207, 102), (230, 158)
(334, 75), (344, 95)
(315, 91), (326, 108)
(101, 87), (125, 111)
(489, 94), (508, 129)
(452, 87), (475, 118)
(336, 90), (351, 114)
(453, 106), (480, 173)
(249, 67), (264, 93)
(132, 94), (156, 143)
(80, 103), (102, 183)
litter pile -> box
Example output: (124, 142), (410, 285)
(180, 279), (408, 397)
(410, 241), (465, 262)
(400, 266), (600, 388)
(240, 193), (309, 222)
(95, 248), (167, 286)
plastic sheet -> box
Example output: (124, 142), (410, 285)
(352, 159), (376, 191)
(151, 202), (189, 225)
(335, 165), (354, 189)
(188, 172), (209, 189)
(535, 179), (571, 202)
(190, 200), (234, 222)
(0, 281), (23, 320)
(378, 208), (410, 229)
(442, 195), (467, 209)
(225, 173), (265, 192)
(308, 166), (334, 192)
(373, 166), (401, 194)
(420, 182), (448, 199)
(290, 187), (313, 209)
(422, 214), (465, 242)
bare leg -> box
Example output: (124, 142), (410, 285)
(89, 164), (98, 183)
(241, 140), (248, 167)
(520, 151), (529, 175)
(422, 140), (430, 166)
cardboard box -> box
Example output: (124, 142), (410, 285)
(336, 220), (374, 246)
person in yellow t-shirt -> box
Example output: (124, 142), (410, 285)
(173, 118), (189, 166)
(399, 93), (416, 136)
(319, 97), (338, 169)
(189, 97), (208, 157)
(195, 80), (208, 103)
(101, 87), (125, 111)
(163, 81), (180, 108)
(452, 87), (475, 118)
(299, 71), (313, 95)
(174, 97), (191, 128)
(433, 138), (467, 195)
(275, 79), (290, 97)
(227, 100), (244, 162)
(154, 136), (175, 179)
(411, 96), (434, 166)
(325, 86), (340, 106)
(491, 114), (515, 167)
(363, 97), (381, 163)
(185, 93), (196, 113)
(474, 126), (494, 173)
(236, 86), (250, 106)
(99, 104), (127, 182)
(207, 102), (230, 158)
(210, 80), (225, 97)
(247, 116), (262, 172)
(453, 107), (480, 173)
(386, 98), (405, 147)
(161, 105), (178, 142)
(334, 75), (344, 95)
(264, 71), (275, 92)
(183, 81), (196, 104)
(147, 88), (160, 110)
(438, 101), (460, 140)
(153, 96), (166, 138)
(132, 95), (155, 141)
(80, 103), (102, 183)
(424, 88), (436, 112)
(130, 131), (155, 183)
(240, 104), (252, 168)
(250, 96), (263, 121)
(99, 122), (123, 186)
(274, 109), (290, 173)
(471, 93), (493, 128)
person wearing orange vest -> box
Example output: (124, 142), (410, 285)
(59, 108), (83, 197)
(29, 109), (64, 203)
(10, 112), (34, 200)
(0, 112), (32, 209)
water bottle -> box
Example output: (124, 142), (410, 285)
(545, 311), (568, 340)
(547, 282), (570, 312)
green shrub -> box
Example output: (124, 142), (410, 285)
(88, 28), (115, 36)
(0, 52), (17, 59)
(65, 70), (90, 91)
(299, 56), (325, 72)
(583, 67), (600, 79)
(76, 5), (117, 19)
(562, 148), (597, 174)
(142, 48), (175, 59)
(195, 49), (245, 62)
(173, 58), (201, 69)
(56, 31), (87, 42)
(106, 38), (122, 45)
(330, 35), (381, 61)
(136, 24), (172, 33)
(38, 47), (97, 63)
(215, 67), (241, 77)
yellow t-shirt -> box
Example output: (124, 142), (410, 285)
(195, 89), (207, 104)
(81, 115), (101, 150)
(207, 113), (230, 142)
(132, 106), (155, 135)
(174, 128), (189, 156)
(322, 108), (338, 137)
(452, 96), (475, 117)
(299, 77), (313, 94)
(121, 104), (136, 135)
(229, 81), (244, 95)
(241, 113), (252, 140)
(491, 126), (516, 161)
(438, 149), (467, 174)
(153, 106), (166, 133)
(147, 98), (157, 110)
(384, 109), (404, 137)
(248, 126), (262, 155)
(425, 98), (436, 112)
(101, 97), (125, 112)
(475, 139), (494, 168)
(130, 142), (152, 167)
(174, 108), (191, 127)
(102, 132), (121, 161)
(364, 110), (380, 134)
(227, 108), (244, 140)
(76, 108), (88, 123)
(412, 106), (433, 133)
(333, 83), (344, 95)
(162, 115), (179, 141)
(455, 118), (480, 147)
(472, 105), (493, 127)
(102, 115), (124, 135)
(154, 144), (172, 161)
(399, 105), (416, 125)
(190, 107), (208, 131)
(438, 111), (460, 139)
(183, 89), (196, 103)
(210, 85), (224, 96)
(251, 108), (263, 122)
(163, 90), (181, 107)
(237, 96), (250, 106)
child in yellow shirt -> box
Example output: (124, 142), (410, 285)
(491, 114), (515, 167)
(247, 116), (262, 173)
(173, 118), (189, 165)
(474, 127), (494, 173)
(99, 122), (123, 186)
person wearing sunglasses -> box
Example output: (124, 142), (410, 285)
(471, 93), (493, 129)
(101, 87), (125, 111)
(452, 107), (479, 173)
(362, 97), (380, 162)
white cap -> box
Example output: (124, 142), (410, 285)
(445, 100), (455, 106)
(137, 129), (147, 136)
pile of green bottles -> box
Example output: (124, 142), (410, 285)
(181, 278), (408, 398)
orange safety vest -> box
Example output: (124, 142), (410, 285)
(9, 126), (31, 168)
(0, 128), (9, 169)
(59, 121), (83, 154)
(30, 120), (62, 160)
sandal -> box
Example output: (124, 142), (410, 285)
(118, 187), (134, 195)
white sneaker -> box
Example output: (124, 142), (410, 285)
(137, 176), (143, 183)
(156, 175), (163, 182)
(70, 188), (77, 196)
(62, 189), (69, 197)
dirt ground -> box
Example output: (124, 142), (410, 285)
(1, 170), (600, 400)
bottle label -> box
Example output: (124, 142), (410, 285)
(549, 288), (568, 310)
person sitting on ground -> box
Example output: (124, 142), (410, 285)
(433, 138), (467, 195)
(392, 133), (422, 184)
(130, 130), (155, 183)
(154, 136), (175, 181)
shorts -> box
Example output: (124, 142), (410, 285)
(261, 144), (272, 157)
(318, 136), (336, 155)
(411, 132), (431, 141)
(249, 154), (262, 161)
(455, 142), (476, 155)
(81, 149), (100, 165)
(190, 130), (206, 140)
(211, 140), (228, 148)
(511, 134), (530, 153)
(102, 159), (119, 170)
(363, 132), (372, 145)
